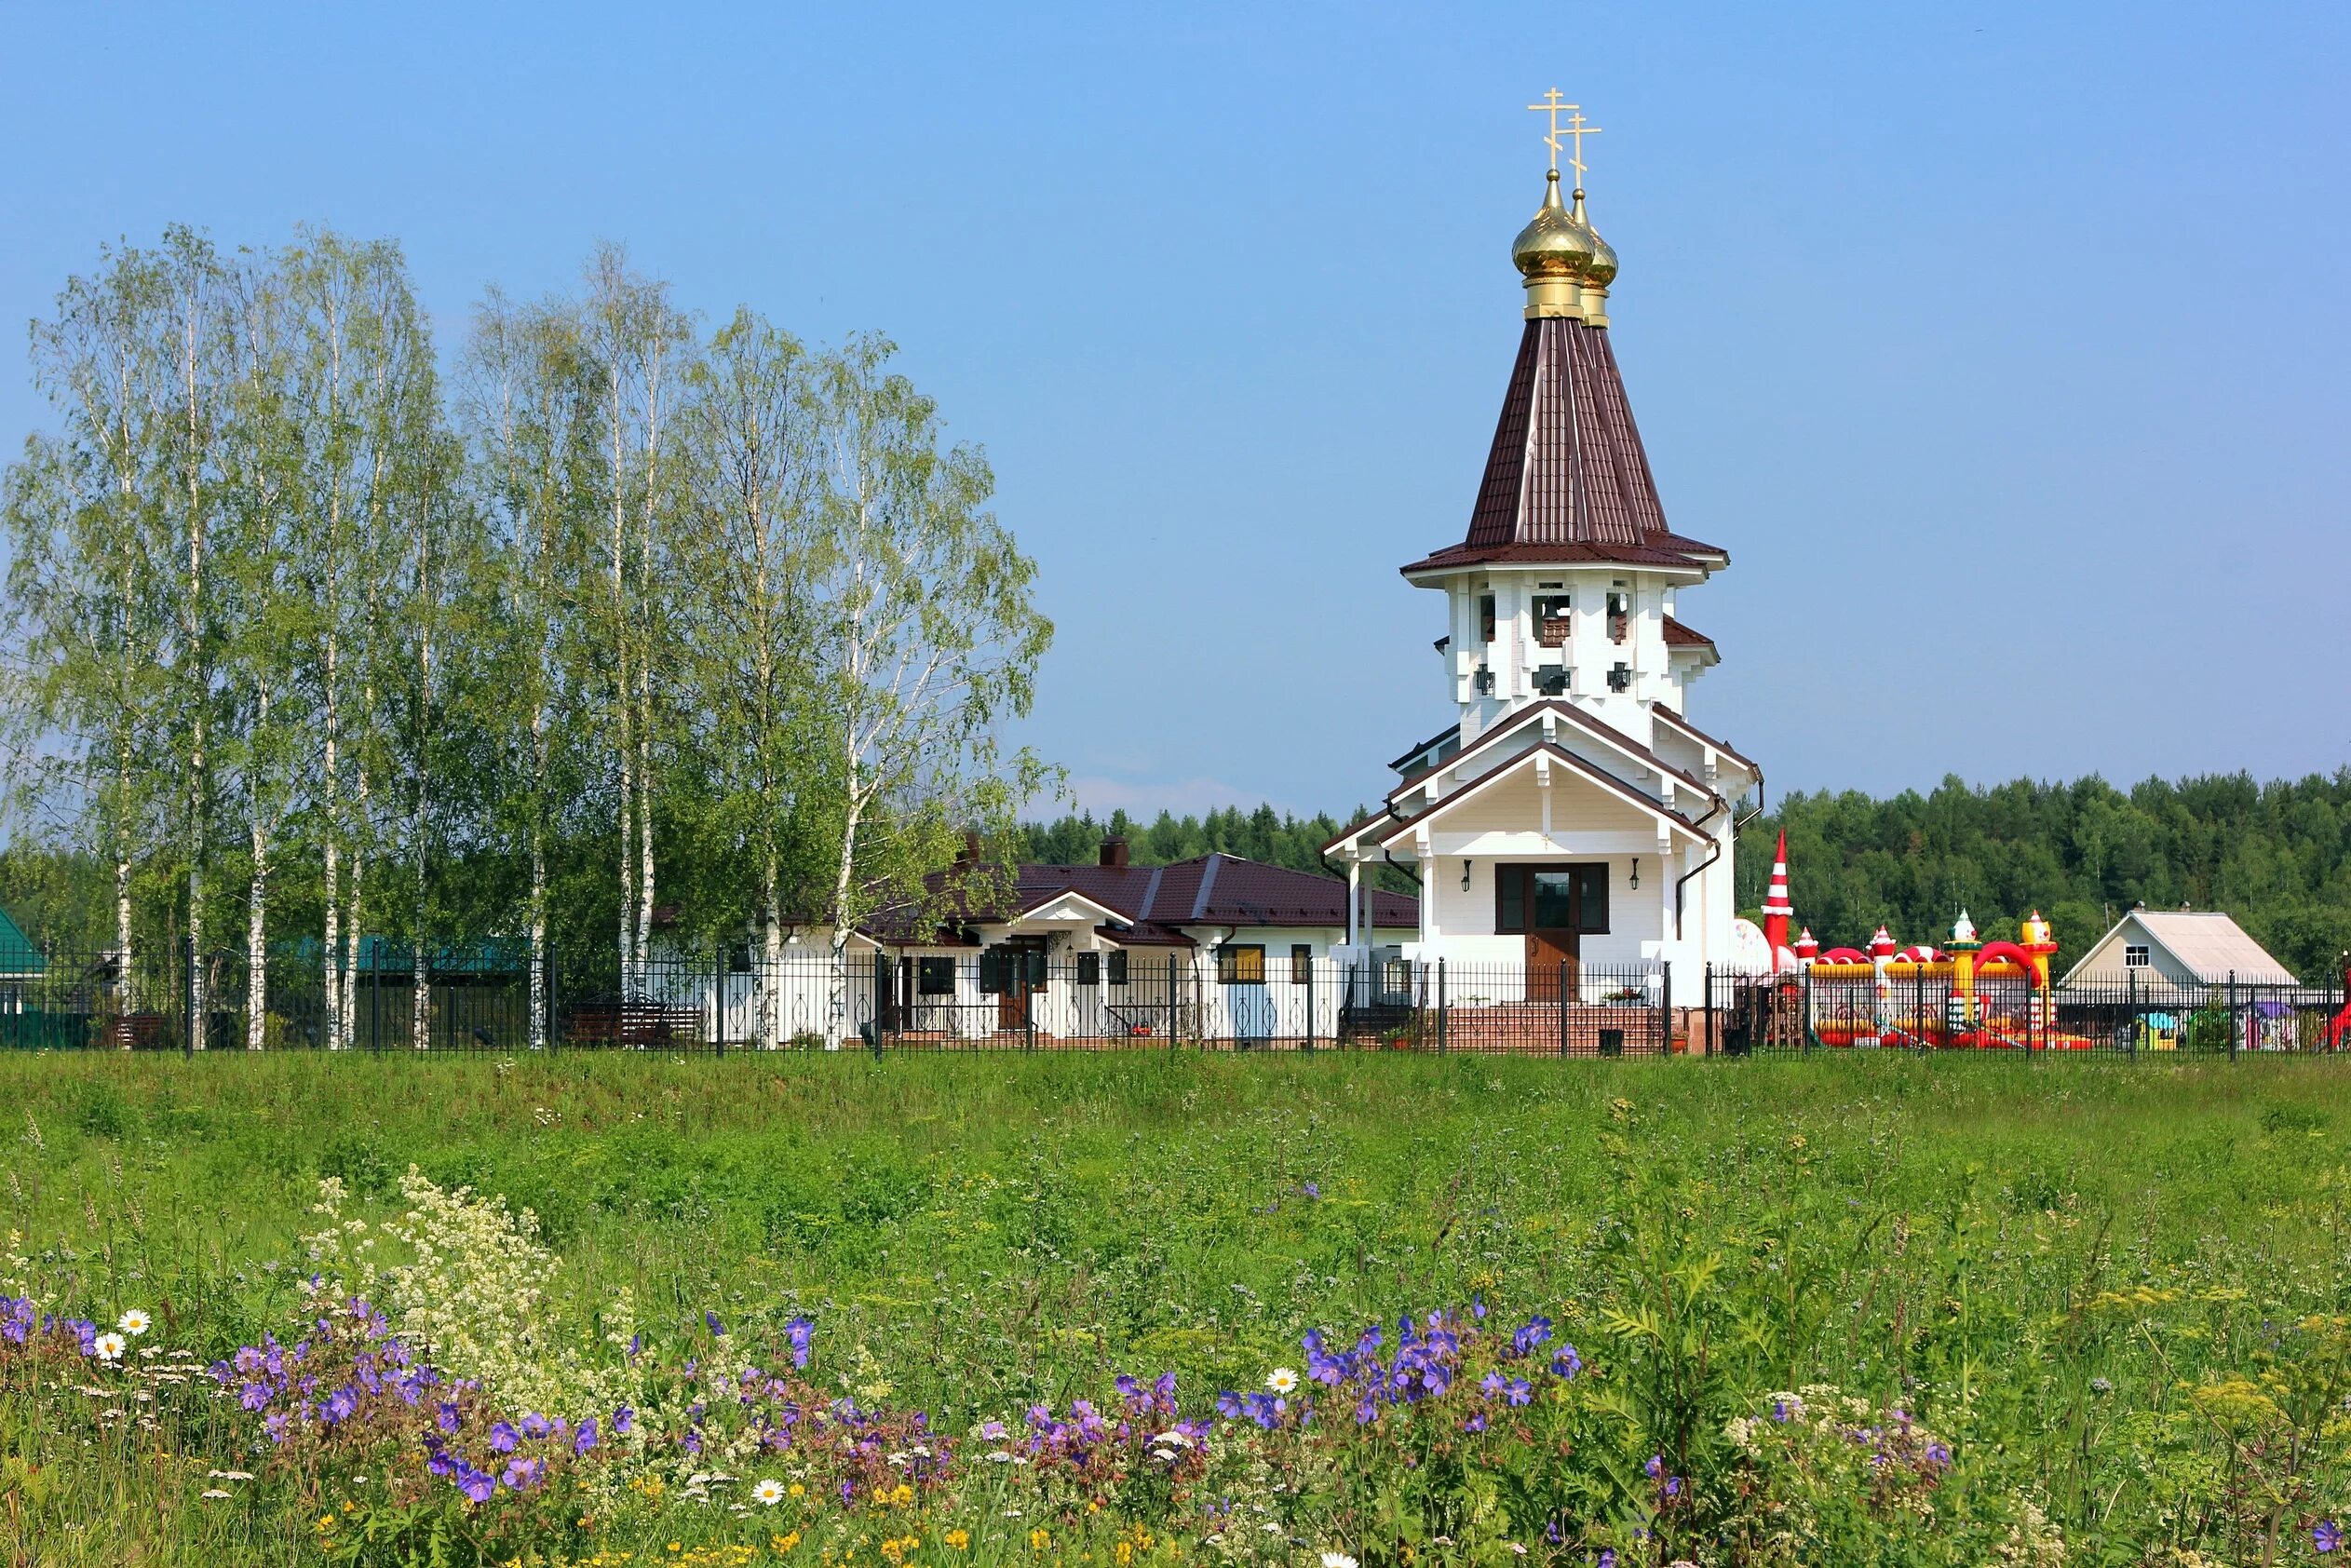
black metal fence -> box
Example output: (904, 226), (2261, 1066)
(4, 942), (2344, 1060)
(1697, 964), (2351, 1057)
(0, 944), (1675, 1056)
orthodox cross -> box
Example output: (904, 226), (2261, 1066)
(1525, 88), (1576, 173)
(1561, 108), (1600, 191)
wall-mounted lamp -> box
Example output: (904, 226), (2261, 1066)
(1628, 858), (1641, 890)
(1460, 860), (1473, 891)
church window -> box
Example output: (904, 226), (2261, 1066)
(1608, 663), (1631, 693)
(2124, 943), (2150, 969)
(1607, 586), (1631, 644)
(1479, 593), (1496, 642)
(1218, 944), (1266, 985)
(1534, 665), (1568, 696)
(1534, 592), (1573, 647)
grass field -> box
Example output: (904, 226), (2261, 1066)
(7, 1050), (2351, 1566)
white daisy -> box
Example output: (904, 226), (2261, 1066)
(752, 1478), (786, 1507)
(1322, 1555), (1359, 1568)
(1266, 1366), (1300, 1394)
(118, 1309), (152, 1337)
(93, 1331), (126, 1362)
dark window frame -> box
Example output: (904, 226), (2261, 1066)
(1290, 944), (1313, 985)
(917, 956), (955, 995)
(1493, 864), (1611, 935)
(1106, 950), (1129, 987)
(1218, 944), (1267, 985)
(1075, 952), (1101, 986)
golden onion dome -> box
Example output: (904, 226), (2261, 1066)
(1571, 189), (1616, 289)
(1511, 169), (1594, 280)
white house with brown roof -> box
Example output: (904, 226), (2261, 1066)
(2060, 907), (2299, 991)
(645, 845), (1417, 1045)
(1323, 156), (1760, 993)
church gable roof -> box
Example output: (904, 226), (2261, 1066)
(1400, 318), (1723, 576)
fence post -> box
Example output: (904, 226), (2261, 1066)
(1167, 953), (1177, 1047)
(1437, 958), (1448, 1055)
(1802, 968), (1814, 1052)
(1704, 963), (1715, 1057)
(1024, 956), (1036, 1052)
(2228, 970), (2238, 1060)
(1661, 961), (1673, 1057)
(182, 932), (196, 1057)
(2127, 965), (2137, 1054)
(371, 951), (382, 1054)
(1559, 960), (1570, 1057)
(1304, 958), (1316, 1054)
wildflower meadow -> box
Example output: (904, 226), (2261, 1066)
(6, 1051), (2351, 1567)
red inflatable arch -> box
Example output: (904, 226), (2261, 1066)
(1819, 947), (1871, 965)
(1972, 940), (2045, 986)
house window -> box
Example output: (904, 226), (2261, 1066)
(1075, 952), (1101, 986)
(1290, 944), (1313, 984)
(1493, 865), (1610, 934)
(1479, 593), (1496, 643)
(1218, 944), (1266, 985)
(1107, 951), (1128, 987)
(2124, 943), (2150, 970)
(918, 957), (954, 995)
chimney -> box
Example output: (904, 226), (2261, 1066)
(1100, 836), (1130, 868)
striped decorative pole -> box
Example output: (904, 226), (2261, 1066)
(1762, 830), (1794, 967)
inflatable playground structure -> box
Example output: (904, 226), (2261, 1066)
(1733, 832), (2351, 1053)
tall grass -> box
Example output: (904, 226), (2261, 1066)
(7, 1051), (2350, 1563)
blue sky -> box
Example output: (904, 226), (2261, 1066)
(4, 1), (2345, 818)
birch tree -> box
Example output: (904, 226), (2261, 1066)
(461, 290), (596, 1047)
(578, 248), (695, 998)
(5, 244), (176, 1012)
(677, 308), (828, 1047)
(277, 232), (438, 1047)
(805, 334), (1056, 1035)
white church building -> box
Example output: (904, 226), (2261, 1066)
(1324, 137), (1761, 994)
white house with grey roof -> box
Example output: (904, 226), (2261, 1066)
(2059, 907), (2298, 991)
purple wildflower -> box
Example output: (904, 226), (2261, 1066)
(2317, 1521), (2343, 1555)
(706, 1311), (724, 1337)
(786, 1316), (814, 1369)
(489, 1421), (520, 1453)
(613, 1405), (634, 1435)
(574, 1416), (598, 1454)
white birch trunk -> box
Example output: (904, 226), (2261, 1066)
(344, 759), (366, 1048)
(246, 815), (268, 1050)
(762, 855), (782, 1049)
